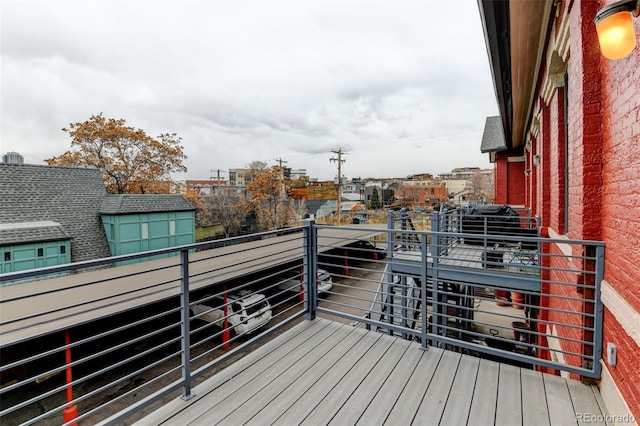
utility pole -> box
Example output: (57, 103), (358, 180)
(330, 149), (346, 226)
(274, 158), (288, 199)
(210, 169), (225, 194)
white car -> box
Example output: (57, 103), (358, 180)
(190, 290), (272, 336)
(277, 269), (333, 295)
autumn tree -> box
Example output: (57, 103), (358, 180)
(238, 166), (296, 232)
(45, 113), (187, 194)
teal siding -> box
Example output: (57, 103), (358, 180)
(101, 211), (195, 265)
(1, 240), (71, 273)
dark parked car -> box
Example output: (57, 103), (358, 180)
(318, 239), (387, 268)
(342, 240), (387, 260)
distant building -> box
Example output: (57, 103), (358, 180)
(228, 168), (254, 186)
(2, 152), (24, 164)
(438, 167), (493, 181)
(287, 169), (308, 180)
(186, 179), (228, 197)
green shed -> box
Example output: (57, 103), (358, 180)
(100, 194), (195, 264)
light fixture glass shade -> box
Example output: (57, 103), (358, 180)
(595, 10), (637, 60)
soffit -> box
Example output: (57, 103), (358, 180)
(508, 0), (553, 148)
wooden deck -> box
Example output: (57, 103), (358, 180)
(136, 319), (608, 426)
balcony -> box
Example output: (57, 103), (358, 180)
(0, 210), (608, 425)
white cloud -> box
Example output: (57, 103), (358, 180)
(1, 0), (498, 180)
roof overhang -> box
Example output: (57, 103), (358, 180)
(477, 0), (554, 150)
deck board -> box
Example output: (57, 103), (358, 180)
(413, 349), (462, 425)
(382, 345), (445, 425)
(521, 368), (551, 426)
(140, 319), (330, 426)
(195, 323), (352, 426)
(494, 363), (522, 425)
(298, 334), (396, 425)
(467, 358), (499, 426)
(544, 373), (579, 426)
(354, 345), (424, 426)
(242, 326), (366, 425)
(136, 319), (610, 426)
(566, 381), (607, 426)
(212, 324), (358, 426)
(439, 354), (481, 425)
(273, 330), (383, 425)
(326, 338), (412, 426)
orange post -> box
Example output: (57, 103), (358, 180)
(63, 330), (78, 425)
(343, 249), (349, 277)
(222, 285), (230, 349)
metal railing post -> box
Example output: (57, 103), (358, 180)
(303, 219), (317, 320)
(593, 244), (605, 378)
(421, 235), (429, 349)
(430, 212), (443, 344)
(179, 248), (193, 400)
(387, 210), (396, 254)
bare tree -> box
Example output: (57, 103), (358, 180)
(246, 160), (267, 186)
(469, 171), (493, 203)
(203, 190), (246, 238)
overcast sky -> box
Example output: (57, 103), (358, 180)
(1, 0), (498, 181)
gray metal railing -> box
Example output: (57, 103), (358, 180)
(314, 214), (604, 381)
(0, 227), (310, 425)
(0, 214), (604, 425)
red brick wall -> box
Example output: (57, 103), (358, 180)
(596, 2), (640, 417)
(507, 160), (525, 205)
(567, 0), (603, 243)
(549, 0), (639, 415)
(494, 152), (509, 204)
(599, 7), (640, 314)
(493, 152), (526, 206)
(549, 88), (567, 234)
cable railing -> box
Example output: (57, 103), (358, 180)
(0, 214), (604, 425)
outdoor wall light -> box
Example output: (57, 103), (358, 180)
(594, 0), (640, 60)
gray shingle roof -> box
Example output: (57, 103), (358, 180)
(0, 163), (112, 262)
(0, 221), (71, 245)
(99, 194), (194, 214)
(480, 116), (507, 153)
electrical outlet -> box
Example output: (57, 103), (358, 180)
(607, 342), (617, 366)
